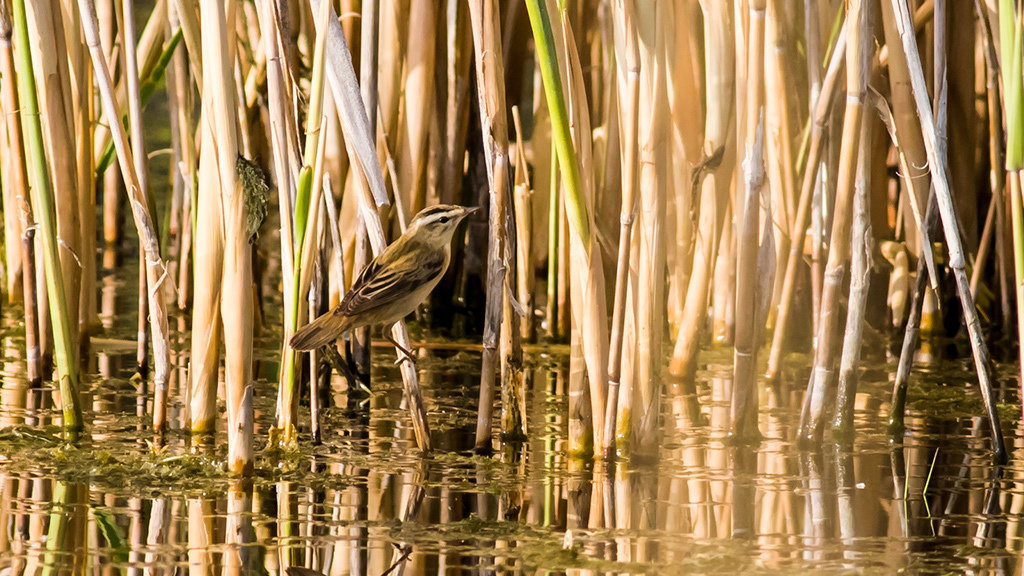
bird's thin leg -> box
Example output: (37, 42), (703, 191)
(382, 324), (417, 365)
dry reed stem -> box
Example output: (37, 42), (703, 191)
(669, 0), (734, 379)
(731, 0), (767, 441)
(512, 107), (534, 341)
(468, 0), (519, 451)
(603, 0), (640, 461)
(558, 3), (610, 456)
(63, 0), (97, 340)
(833, 118), (873, 437)
(799, 0), (871, 442)
(10, 0), (81, 431)
(76, 0), (173, 435)
(0, 0), (40, 385)
(195, 0), (252, 473)
(765, 24), (846, 382)
(26, 0), (81, 364)
(121, 0), (158, 417)
(353, 0), (380, 381)
(880, 0), (937, 283)
(886, 0), (1006, 464)
(397, 0), (436, 215)
(188, 1), (227, 435)
(629, 0), (669, 459)
(888, 198), (935, 432)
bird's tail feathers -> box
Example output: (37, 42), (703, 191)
(289, 312), (348, 351)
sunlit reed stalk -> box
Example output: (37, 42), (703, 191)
(26, 0), (82, 366)
(603, 0), (639, 462)
(833, 118), (872, 438)
(765, 24), (845, 383)
(309, 0), (431, 451)
(0, 0), (40, 387)
(77, 0), (174, 434)
(353, 0), (380, 382)
(670, 0), (734, 380)
(10, 0), (81, 432)
(274, 0), (332, 445)
(468, 0), (518, 453)
(799, 0), (872, 442)
(398, 0), (436, 215)
(879, 0), (937, 289)
(886, 0), (1005, 464)
(731, 0), (768, 441)
(198, 0), (253, 473)
(623, 0), (668, 460)
(65, 0), (97, 344)
(122, 0), (155, 394)
(512, 107), (534, 342)
(537, 0), (611, 457)
(546, 142), (559, 340)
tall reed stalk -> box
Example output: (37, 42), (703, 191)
(10, 0), (81, 432)
(800, 0), (872, 442)
(885, 0), (1005, 464)
(731, 0), (768, 441)
(603, 0), (640, 461)
(0, 0), (40, 387)
(525, 0), (609, 456)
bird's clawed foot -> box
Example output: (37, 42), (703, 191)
(383, 325), (418, 366)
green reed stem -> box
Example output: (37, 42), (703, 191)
(524, 0), (590, 250)
(12, 0), (82, 433)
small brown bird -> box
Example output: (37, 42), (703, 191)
(289, 204), (478, 360)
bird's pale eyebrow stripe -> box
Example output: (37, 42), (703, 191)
(418, 206), (450, 219)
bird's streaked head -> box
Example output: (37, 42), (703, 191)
(407, 204), (479, 246)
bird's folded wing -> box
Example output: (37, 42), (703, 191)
(336, 245), (445, 317)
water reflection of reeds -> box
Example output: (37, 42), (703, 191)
(12, 335), (1022, 574)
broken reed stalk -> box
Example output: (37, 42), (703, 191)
(887, 0), (1005, 464)
(799, 0), (871, 443)
(76, 0), (173, 435)
(731, 0), (767, 441)
(468, 0), (518, 453)
(0, 0), (40, 387)
(603, 0), (640, 462)
(833, 119), (872, 438)
(308, 0), (431, 452)
(10, 0), (82, 432)
(765, 24), (846, 382)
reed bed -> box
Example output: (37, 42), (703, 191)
(0, 0), (1022, 473)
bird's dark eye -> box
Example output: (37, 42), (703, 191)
(438, 216), (450, 224)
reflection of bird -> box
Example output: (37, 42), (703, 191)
(290, 204), (478, 361)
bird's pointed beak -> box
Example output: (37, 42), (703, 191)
(462, 206), (482, 217)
